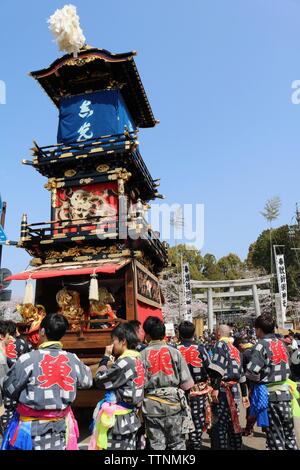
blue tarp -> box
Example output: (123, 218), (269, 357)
(57, 90), (135, 144)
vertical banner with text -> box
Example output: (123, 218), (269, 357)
(182, 263), (193, 322)
(275, 254), (287, 323)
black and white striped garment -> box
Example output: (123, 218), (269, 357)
(177, 340), (211, 383)
(94, 353), (145, 447)
(208, 340), (246, 400)
(2, 336), (33, 431)
(3, 344), (92, 450)
(210, 393), (243, 450)
(246, 334), (291, 402)
(266, 401), (297, 450)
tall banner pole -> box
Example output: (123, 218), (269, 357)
(273, 245), (287, 324)
(0, 199), (7, 268)
(182, 262), (193, 322)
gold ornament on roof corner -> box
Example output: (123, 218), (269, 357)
(48, 4), (86, 56)
(56, 288), (84, 330)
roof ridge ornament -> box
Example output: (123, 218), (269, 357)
(48, 4), (86, 57)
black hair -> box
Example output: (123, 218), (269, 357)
(254, 314), (275, 335)
(40, 314), (69, 341)
(111, 323), (138, 350)
(129, 320), (142, 333)
(178, 321), (195, 340)
(143, 316), (165, 340)
(5, 320), (17, 337)
(233, 337), (248, 348)
(0, 320), (8, 338)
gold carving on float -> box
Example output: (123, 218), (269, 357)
(56, 288), (84, 331)
(63, 55), (100, 68)
(43, 245), (125, 263)
(64, 169), (77, 177)
(79, 178), (93, 185)
(17, 304), (46, 345)
(96, 164), (109, 173)
(74, 256), (92, 262)
(17, 304), (46, 326)
(53, 233), (67, 238)
(30, 258), (43, 266)
(116, 170), (132, 182)
(59, 152), (73, 158)
(90, 287), (117, 323)
(44, 180), (57, 191)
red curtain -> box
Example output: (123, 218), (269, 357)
(137, 301), (163, 326)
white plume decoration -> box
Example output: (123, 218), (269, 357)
(48, 4), (86, 55)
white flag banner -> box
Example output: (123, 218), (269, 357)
(182, 263), (193, 322)
(275, 254), (287, 322)
(165, 323), (175, 337)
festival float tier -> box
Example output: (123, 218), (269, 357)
(30, 47), (158, 129)
(28, 132), (158, 202)
(8, 8), (167, 402)
(6, 258), (164, 348)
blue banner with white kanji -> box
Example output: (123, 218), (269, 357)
(0, 195), (6, 244)
(0, 225), (6, 243)
(57, 90), (135, 144)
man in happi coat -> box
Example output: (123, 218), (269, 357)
(177, 321), (211, 450)
(2, 314), (93, 450)
(246, 314), (298, 450)
(0, 321), (10, 443)
(208, 324), (250, 449)
(4, 321), (32, 369)
(1, 321), (33, 433)
(140, 316), (194, 450)
(90, 323), (145, 451)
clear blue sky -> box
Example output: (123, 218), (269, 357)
(1, 0), (300, 296)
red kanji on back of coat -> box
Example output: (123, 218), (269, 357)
(269, 340), (288, 365)
(178, 345), (202, 367)
(5, 340), (17, 359)
(227, 343), (241, 365)
(37, 354), (75, 391)
(133, 359), (145, 388)
(147, 347), (174, 376)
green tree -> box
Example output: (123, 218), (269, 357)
(247, 224), (300, 299)
(201, 253), (224, 280)
(168, 244), (205, 281)
(217, 253), (245, 279)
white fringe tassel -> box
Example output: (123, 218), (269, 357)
(89, 275), (99, 301)
(23, 280), (34, 305)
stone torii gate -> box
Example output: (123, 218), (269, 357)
(191, 275), (271, 333)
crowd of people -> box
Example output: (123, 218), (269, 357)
(0, 313), (299, 451)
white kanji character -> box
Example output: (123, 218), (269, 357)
(77, 122), (94, 141)
(79, 100), (94, 118)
